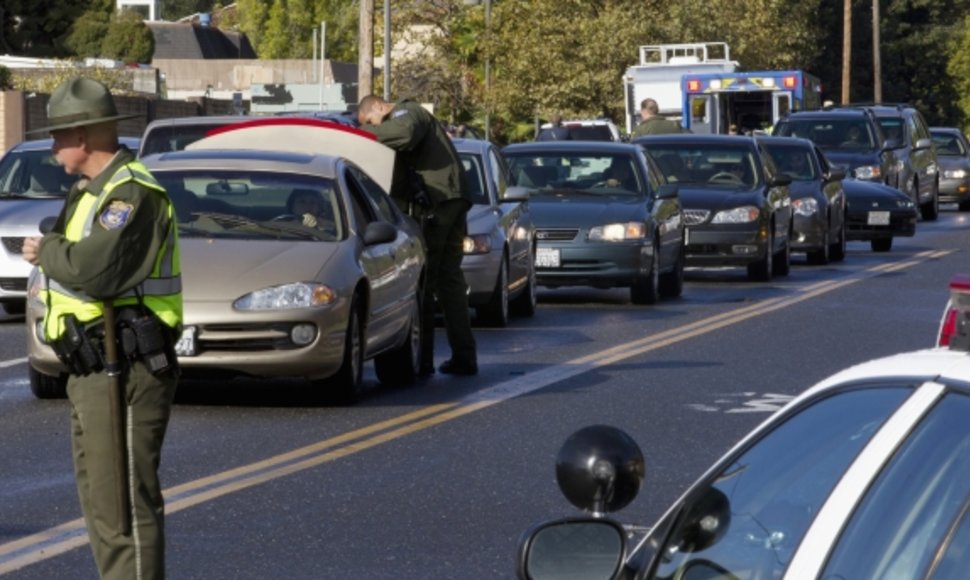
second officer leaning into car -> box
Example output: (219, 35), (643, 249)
(357, 95), (478, 376)
(22, 76), (181, 580)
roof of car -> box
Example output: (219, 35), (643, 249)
(633, 134), (759, 147)
(783, 108), (874, 118)
(142, 115), (253, 129)
(142, 148), (341, 178)
(809, 348), (970, 394)
(502, 141), (641, 154)
(7, 136), (140, 152)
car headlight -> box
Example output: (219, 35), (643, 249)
(463, 234), (492, 255)
(853, 165), (882, 180)
(27, 268), (45, 311)
(234, 282), (336, 310)
(711, 206), (760, 223)
(898, 199), (916, 208)
(944, 169), (968, 179)
(792, 197), (818, 217)
(588, 222), (645, 241)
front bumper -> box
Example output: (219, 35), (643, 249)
(534, 240), (653, 288)
(791, 213), (827, 253)
(0, 236), (29, 303)
(684, 225), (768, 267)
(938, 176), (970, 204)
(845, 209), (917, 241)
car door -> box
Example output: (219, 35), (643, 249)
(909, 111), (937, 201)
(342, 164), (419, 351)
(643, 150), (682, 267)
(815, 146), (845, 233)
(758, 145), (792, 248)
(489, 146), (532, 289)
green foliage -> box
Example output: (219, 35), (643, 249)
(11, 66), (132, 95)
(0, 66), (11, 90)
(66, 9), (111, 58)
(1, 0), (89, 57)
(101, 10), (155, 65)
(162, 0), (218, 21)
(237, 0), (357, 61)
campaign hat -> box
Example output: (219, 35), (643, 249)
(28, 77), (138, 135)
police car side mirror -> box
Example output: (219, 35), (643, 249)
(516, 518), (626, 580)
(915, 137), (933, 151)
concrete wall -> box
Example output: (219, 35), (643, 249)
(153, 59), (356, 93)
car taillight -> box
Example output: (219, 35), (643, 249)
(939, 274), (970, 349)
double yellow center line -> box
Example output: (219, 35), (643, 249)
(0, 249), (951, 574)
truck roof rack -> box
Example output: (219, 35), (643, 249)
(637, 42), (732, 67)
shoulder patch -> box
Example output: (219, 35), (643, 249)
(392, 109), (410, 119)
(99, 199), (135, 230)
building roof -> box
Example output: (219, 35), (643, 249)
(147, 21), (256, 60)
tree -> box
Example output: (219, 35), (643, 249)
(101, 10), (155, 65)
(947, 14), (970, 128)
(235, 0), (357, 62)
(162, 0), (217, 21)
(66, 9), (112, 58)
(1, 0), (88, 57)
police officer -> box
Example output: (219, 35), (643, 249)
(357, 95), (478, 376)
(22, 77), (181, 579)
(631, 98), (683, 137)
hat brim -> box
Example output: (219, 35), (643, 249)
(26, 113), (141, 135)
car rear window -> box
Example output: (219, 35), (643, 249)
(565, 125), (616, 141)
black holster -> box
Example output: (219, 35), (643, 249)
(50, 315), (105, 376)
(117, 308), (177, 376)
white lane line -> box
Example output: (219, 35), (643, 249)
(0, 357), (27, 370)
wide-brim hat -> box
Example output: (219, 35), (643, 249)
(27, 77), (139, 135)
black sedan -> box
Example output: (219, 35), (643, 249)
(636, 134), (793, 281)
(501, 142), (684, 305)
(758, 136), (848, 264)
(843, 178), (918, 252)
(517, 342), (970, 580)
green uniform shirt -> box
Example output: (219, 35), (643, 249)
(632, 116), (683, 137)
(38, 146), (173, 300)
(363, 100), (469, 208)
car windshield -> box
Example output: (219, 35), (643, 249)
(876, 118), (904, 144)
(645, 145), (759, 189)
(459, 153), (492, 205)
(931, 132), (967, 156)
(0, 149), (75, 199)
(775, 119), (878, 151)
(763, 145), (818, 181)
(505, 153), (642, 195)
(154, 170), (344, 241)
(652, 386), (911, 580)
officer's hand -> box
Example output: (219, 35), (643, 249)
(22, 236), (41, 265)
(302, 213), (318, 228)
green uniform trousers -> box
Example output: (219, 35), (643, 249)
(67, 361), (177, 580)
(421, 198), (477, 366)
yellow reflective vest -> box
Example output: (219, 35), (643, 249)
(42, 160), (182, 341)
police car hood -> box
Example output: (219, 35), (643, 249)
(676, 185), (767, 211)
(527, 192), (646, 227)
(180, 239), (337, 301)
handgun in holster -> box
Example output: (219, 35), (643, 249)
(51, 314), (105, 376)
(407, 170), (436, 227)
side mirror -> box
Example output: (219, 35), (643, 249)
(362, 221), (398, 245)
(656, 183), (679, 199)
(555, 425), (645, 516)
(502, 185), (531, 203)
(517, 518), (626, 580)
(668, 486), (732, 554)
(882, 137), (904, 150)
(39, 216), (58, 234)
(915, 137), (933, 150)
(825, 168), (846, 182)
(769, 174), (792, 187)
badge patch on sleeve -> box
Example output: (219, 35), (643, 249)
(392, 110), (409, 119)
(99, 200), (134, 230)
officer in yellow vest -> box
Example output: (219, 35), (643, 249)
(22, 77), (181, 580)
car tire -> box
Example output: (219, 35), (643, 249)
(747, 235), (773, 282)
(807, 224), (830, 265)
(871, 237), (893, 252)
(773, 228), (791, 276)
(659, 243), (685, 299)
(630, 240), (660, 305)
(921, 178), (939, 221)
(29, 366), (67, 399)
(510, 247), (538, 318)
(324, 295), (364, 405)
(374, 294), (420, 387)
(829, 219), (847, 262)
(477, 255), (509, 327)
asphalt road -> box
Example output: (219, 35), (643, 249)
(0, 209), (965, 579)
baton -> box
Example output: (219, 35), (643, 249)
(102, 302), (132, 536)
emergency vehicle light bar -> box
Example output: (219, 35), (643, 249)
(937, 274), (970, 349)
(687, 79), (701, 92)
(783, 76), (797, 89)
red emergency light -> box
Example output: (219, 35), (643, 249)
(783, 76), (797, 89)
(686, 79), (701, 92)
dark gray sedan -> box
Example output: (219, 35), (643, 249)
(759, 136), (847, 265)
(636, 134), (793, 281)
(453, 138), (536, 327)
(930, 127), (970, 210)
(501, 142), (684, 305)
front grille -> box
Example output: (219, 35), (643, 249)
(2, 237), (25, 254)
(196, 323), (298, 352)
(0, 278), (27, 292)
(536, 228), (579, 242)
(683, 209), (711, 226)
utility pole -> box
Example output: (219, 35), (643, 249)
(873, 0), (882, 103)
(842, 0), (852, 104)
(383, 0), (391, 101)
(359, 0), (374, 99)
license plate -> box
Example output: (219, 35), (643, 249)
(174, 326), (198, 357)
(867, 211), (890, 226)
(535, 247), (561, 268)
